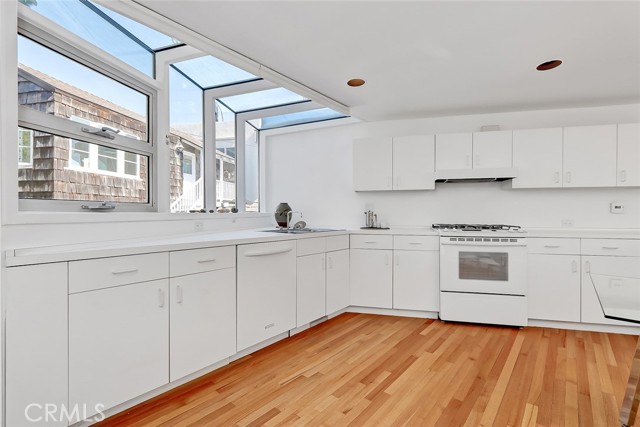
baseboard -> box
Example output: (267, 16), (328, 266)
(347, 306), (439, 319)
(528, 319), (640, 335)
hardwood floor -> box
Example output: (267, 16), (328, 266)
(97, 313), (638, 427)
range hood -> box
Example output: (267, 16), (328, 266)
(435, 168), (517, 183)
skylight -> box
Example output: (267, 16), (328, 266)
(249, 108), (347, 130)
(172, 56), (259, 89)
(219, 88), (308, 113)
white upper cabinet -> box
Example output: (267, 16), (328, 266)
(353, 137), (393, 191)
(392, 135), (435, 190)
(472, 130), (513, 168)
(436, 133), (472, 170)
(563, 125), (617, 188)
(512, 128), (563, 188)
(617, 123), (640, 187)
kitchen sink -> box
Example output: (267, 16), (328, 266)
(259, 228), (342, 234)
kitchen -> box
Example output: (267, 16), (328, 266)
(1, 1), (640, 426)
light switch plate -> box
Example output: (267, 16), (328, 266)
(610, 202), (625, 214)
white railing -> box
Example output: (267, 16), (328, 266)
(216, 180), (235, 205)
(170, 178), (203, 213)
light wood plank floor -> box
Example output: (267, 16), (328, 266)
(97, 313), (638, 427)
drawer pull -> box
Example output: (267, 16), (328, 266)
(585, 261), (591, 273)
(384, 254), (390, 266)
(554, 172), (560, 183)
(395, 254), (400, 266)
(111, 268), (138, 275)
(409, 242), (423, 245)
(565, 171), (572, 183)
(620, 170), (627, 183)
(544, 245), (560, 248)
(176, 285), (183, 304)
(197, 258), (217, 264)
(602, 246), (619, 250)
(328, 256), (333, 269)
(244, 247), (293, 257)
(265, 323), (275, 330)
(158, 288), (165, 308)
(364, 241), (378, 244)
(572, 260), (578, 273)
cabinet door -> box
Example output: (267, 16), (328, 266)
(472, 130), (513, 168)
(617, 123), (640, 186)
(170, 268), (236, 382)
(326, 249), (350, 314)
(297, 253), (327, 327)
(392, 135), (435, 190)
(69, 280), (169, 415)
(350, 249), (392, 308)
(512, 128), (563, 188)
(581, 256), (640, 326)
(435, 133), (472, 170)
(563, 125), (617, 187)
(237, 242), (297, 351)
(393, 250), (439, 311)
(6, 264), (68, 427)
(528, 254), (580, 322)
(353, 137), (392, 191)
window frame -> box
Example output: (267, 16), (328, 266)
(16, 6), (158, 212)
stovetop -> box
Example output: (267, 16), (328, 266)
(432, 223), (526, 235)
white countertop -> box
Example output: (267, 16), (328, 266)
(5, 226), (640, 267)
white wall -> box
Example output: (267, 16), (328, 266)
(264, 104), (640, 229)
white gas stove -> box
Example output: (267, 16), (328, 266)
(433, 223), (528, 327)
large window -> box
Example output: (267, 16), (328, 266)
(215, 101), (236, 212)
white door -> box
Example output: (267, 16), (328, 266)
(326, 249), (350, 314)
(350, 249), (393, 308)
(297, 253), (327, 327)
(6, 264), (68, 427)
(435, 133), (472, 170)
(617, 123), (640, 187)
(237, 241), (297, 351)
(563, 125), (617, 187)
(69, 280), (169, 416)
(472, 130), (513, 168)
(581, 256), (640, 326)
(528, 254), (580, 322)
(392, 135), (435, 190)
(170, 268), (236, 382)
(182, 151), (197, 184)
(353, 137), (392, 191)
(512, 128), (563, 188)
(393, 250), (439, 311)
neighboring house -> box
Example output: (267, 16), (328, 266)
(17, 64), (236, 211)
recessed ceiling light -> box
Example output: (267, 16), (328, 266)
(347, 78), (365, 87)
(536, 60), (562, 71)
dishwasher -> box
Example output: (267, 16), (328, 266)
(236, 241), (297, 351)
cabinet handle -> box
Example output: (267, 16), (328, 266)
(244, 247), (293, 257)
(384, 254), (390, 266)
(602, 246), (619, 250)
(328, 256), (333, 269)
(572, 260), (577, 273)
(176, 285), (183, 304)
(197, 258), (216, 264)
(544, 245), (560, 248)
(111, 268), (138, 275)
(620, 170), (627, 183)
(474, 154), (480, 166)
(585, 261), (591, 273)
(158, 288), (165, 308)
(554, 172), (560, 184)
(565, 172), (572, 183)
(396, 176), (401, 187)
(364, 241), (378, 244)
(321, 256), (326, 271)
(395, 254), (400, 266)
(409, 242), (422, 246)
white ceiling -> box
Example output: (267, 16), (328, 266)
(137, 1), (640, 122)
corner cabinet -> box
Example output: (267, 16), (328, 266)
(353, 135), (435, 191)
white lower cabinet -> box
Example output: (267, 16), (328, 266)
(6, 263), (68, 427)
(350, 249), (393, 308)
(69, 279), (169, 418)
(528, 254), (581, 322)
(326, 249), (350, 314)
(237, 241), (297, 351)
(297, 253), (327, 327)
(393, 250), (439, 311)
(170, 268), (236, 381)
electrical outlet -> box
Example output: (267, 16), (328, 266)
(194, 221), (204, 232)
(561, 219), (574, 228)
(610, 202), (625, 214)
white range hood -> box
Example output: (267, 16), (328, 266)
(435, 168), (518, 183)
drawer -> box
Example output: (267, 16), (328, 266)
(581, 239), (640, 257)
(350, 234), (393, 250)
(297, 237), (326, 257)
(326, 235), (349, 252)
(527, 238), (580, 255)
(69, 252), (169, 294)
(170, 246), (235, 277)
(393, 235), (439, 251)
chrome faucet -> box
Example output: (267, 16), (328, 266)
(286, 211), (303, 231)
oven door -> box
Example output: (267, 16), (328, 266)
(440, 237), (527, 296)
